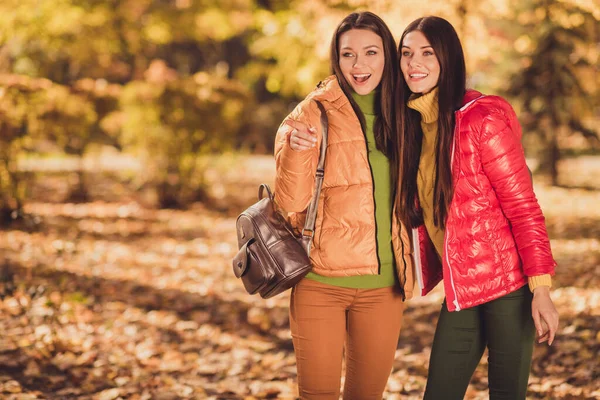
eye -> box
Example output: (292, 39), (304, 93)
(423, 50), (434, 56)
(366, 50), (377, 56)
(402, 51), (411, 57)
(342, 52), (354, 58)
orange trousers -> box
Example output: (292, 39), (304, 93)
(289, 278), (405, 400)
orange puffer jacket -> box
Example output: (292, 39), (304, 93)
(274, 76), (415, 299)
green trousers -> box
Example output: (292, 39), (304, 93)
(424, 286), (535, 400)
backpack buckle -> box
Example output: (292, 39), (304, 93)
(302, 229), (314, 238)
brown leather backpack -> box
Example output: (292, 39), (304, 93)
(232, 101), (328, 298)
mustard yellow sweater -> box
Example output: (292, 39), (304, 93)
(407, 88), (551, 292)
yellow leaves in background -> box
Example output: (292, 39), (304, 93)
(144, 18), (173, 45)
(265, 76), (281, 94)
(196, 8), (253, 42)
(0, 74), (95, 148)
(118, 67), (250, 206)
(44, 5), (86, 36)
(517, 3), (588, 29)
(549, 7), (584, 28)
(248, 8), (333, 97)
(514, 35), (534, 54)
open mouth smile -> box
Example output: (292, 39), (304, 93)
(352, 73), (372, 84)
(409, 72), (429, 81)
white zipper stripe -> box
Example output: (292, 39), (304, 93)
(459, 95), (485, 111)
(412, 228), (424, 292)
(444, 135), (460, 311)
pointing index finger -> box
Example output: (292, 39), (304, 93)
(284, 119), (316, 135)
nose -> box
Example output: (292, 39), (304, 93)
(353, 54), (366, 68)
(408, 55), (423, 68)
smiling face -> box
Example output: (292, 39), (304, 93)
(400, 30), (440, 94)
(338, 29), (385, 95)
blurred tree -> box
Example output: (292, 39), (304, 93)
(120, 61), (248, 208)
(241, 0), (347, 100)
(0, 74), (95, 221)
(456, 0), (471, 38)
(0, 0), (259, 204)
(0, 0), (261, 84)
(503, 0), (600, 185)
(0, 76), (39, 222)
(70, 79), (122, 201)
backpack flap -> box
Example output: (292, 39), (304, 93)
(232, 238), (253, 278)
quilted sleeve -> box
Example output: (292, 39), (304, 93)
(478, 99), (556, 277)
(274, 99), (323, 213)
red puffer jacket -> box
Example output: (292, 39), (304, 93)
(414, 90), (556, 311)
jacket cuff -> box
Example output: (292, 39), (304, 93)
(528, 274), (552, 292)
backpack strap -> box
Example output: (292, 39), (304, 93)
(258, 183), (274, 201)
(300, 100), (328, 256)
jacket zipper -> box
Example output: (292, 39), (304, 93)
(444, 131), (461, 311)
(363, 133), (383, 275)
(392, 202), (409, 299)
(412, 228), (424, 293)
(397, 218), (409, 300)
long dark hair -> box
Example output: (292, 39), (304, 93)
(330, 12), (398, 159)
(396, 16), (466, 229)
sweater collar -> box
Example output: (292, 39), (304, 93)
(351, 90), (377, 116)
(407, 87), (439, 124)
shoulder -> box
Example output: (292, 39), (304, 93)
(462, 92), (515, 119)
(460, 93), (518, 132)
(287, 75), (352, 124)
(458, 93), (522, 144)
(307, 75), (352, 112)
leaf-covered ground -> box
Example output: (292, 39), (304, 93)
(0, 156), (598, 399)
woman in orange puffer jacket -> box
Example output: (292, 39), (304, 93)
(274, 12), (413, 400)
(396, 16), (559, 400)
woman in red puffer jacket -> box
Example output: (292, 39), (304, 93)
(396, 16), (559, 400)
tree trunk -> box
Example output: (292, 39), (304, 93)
(157, 180), (183, 209)
(549, 134), (560, 186)
(457, 0), (469, 39)
(67, 158), (90, 202)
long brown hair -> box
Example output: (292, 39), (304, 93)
(330, 12), (398, 158)
(396, 16), (466, 229)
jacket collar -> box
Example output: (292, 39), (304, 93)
(308, 75), (351, 111)
(459, 89), (484, 112)
(312, 81), (486, 114)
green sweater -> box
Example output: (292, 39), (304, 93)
(304, 90), (397, 288)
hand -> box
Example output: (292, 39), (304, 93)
(532, 286), (559, 345)
(285, 120), (317, 152)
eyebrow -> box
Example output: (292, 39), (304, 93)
(341, 45), (382, 50)
(402, 45), (433, 49)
